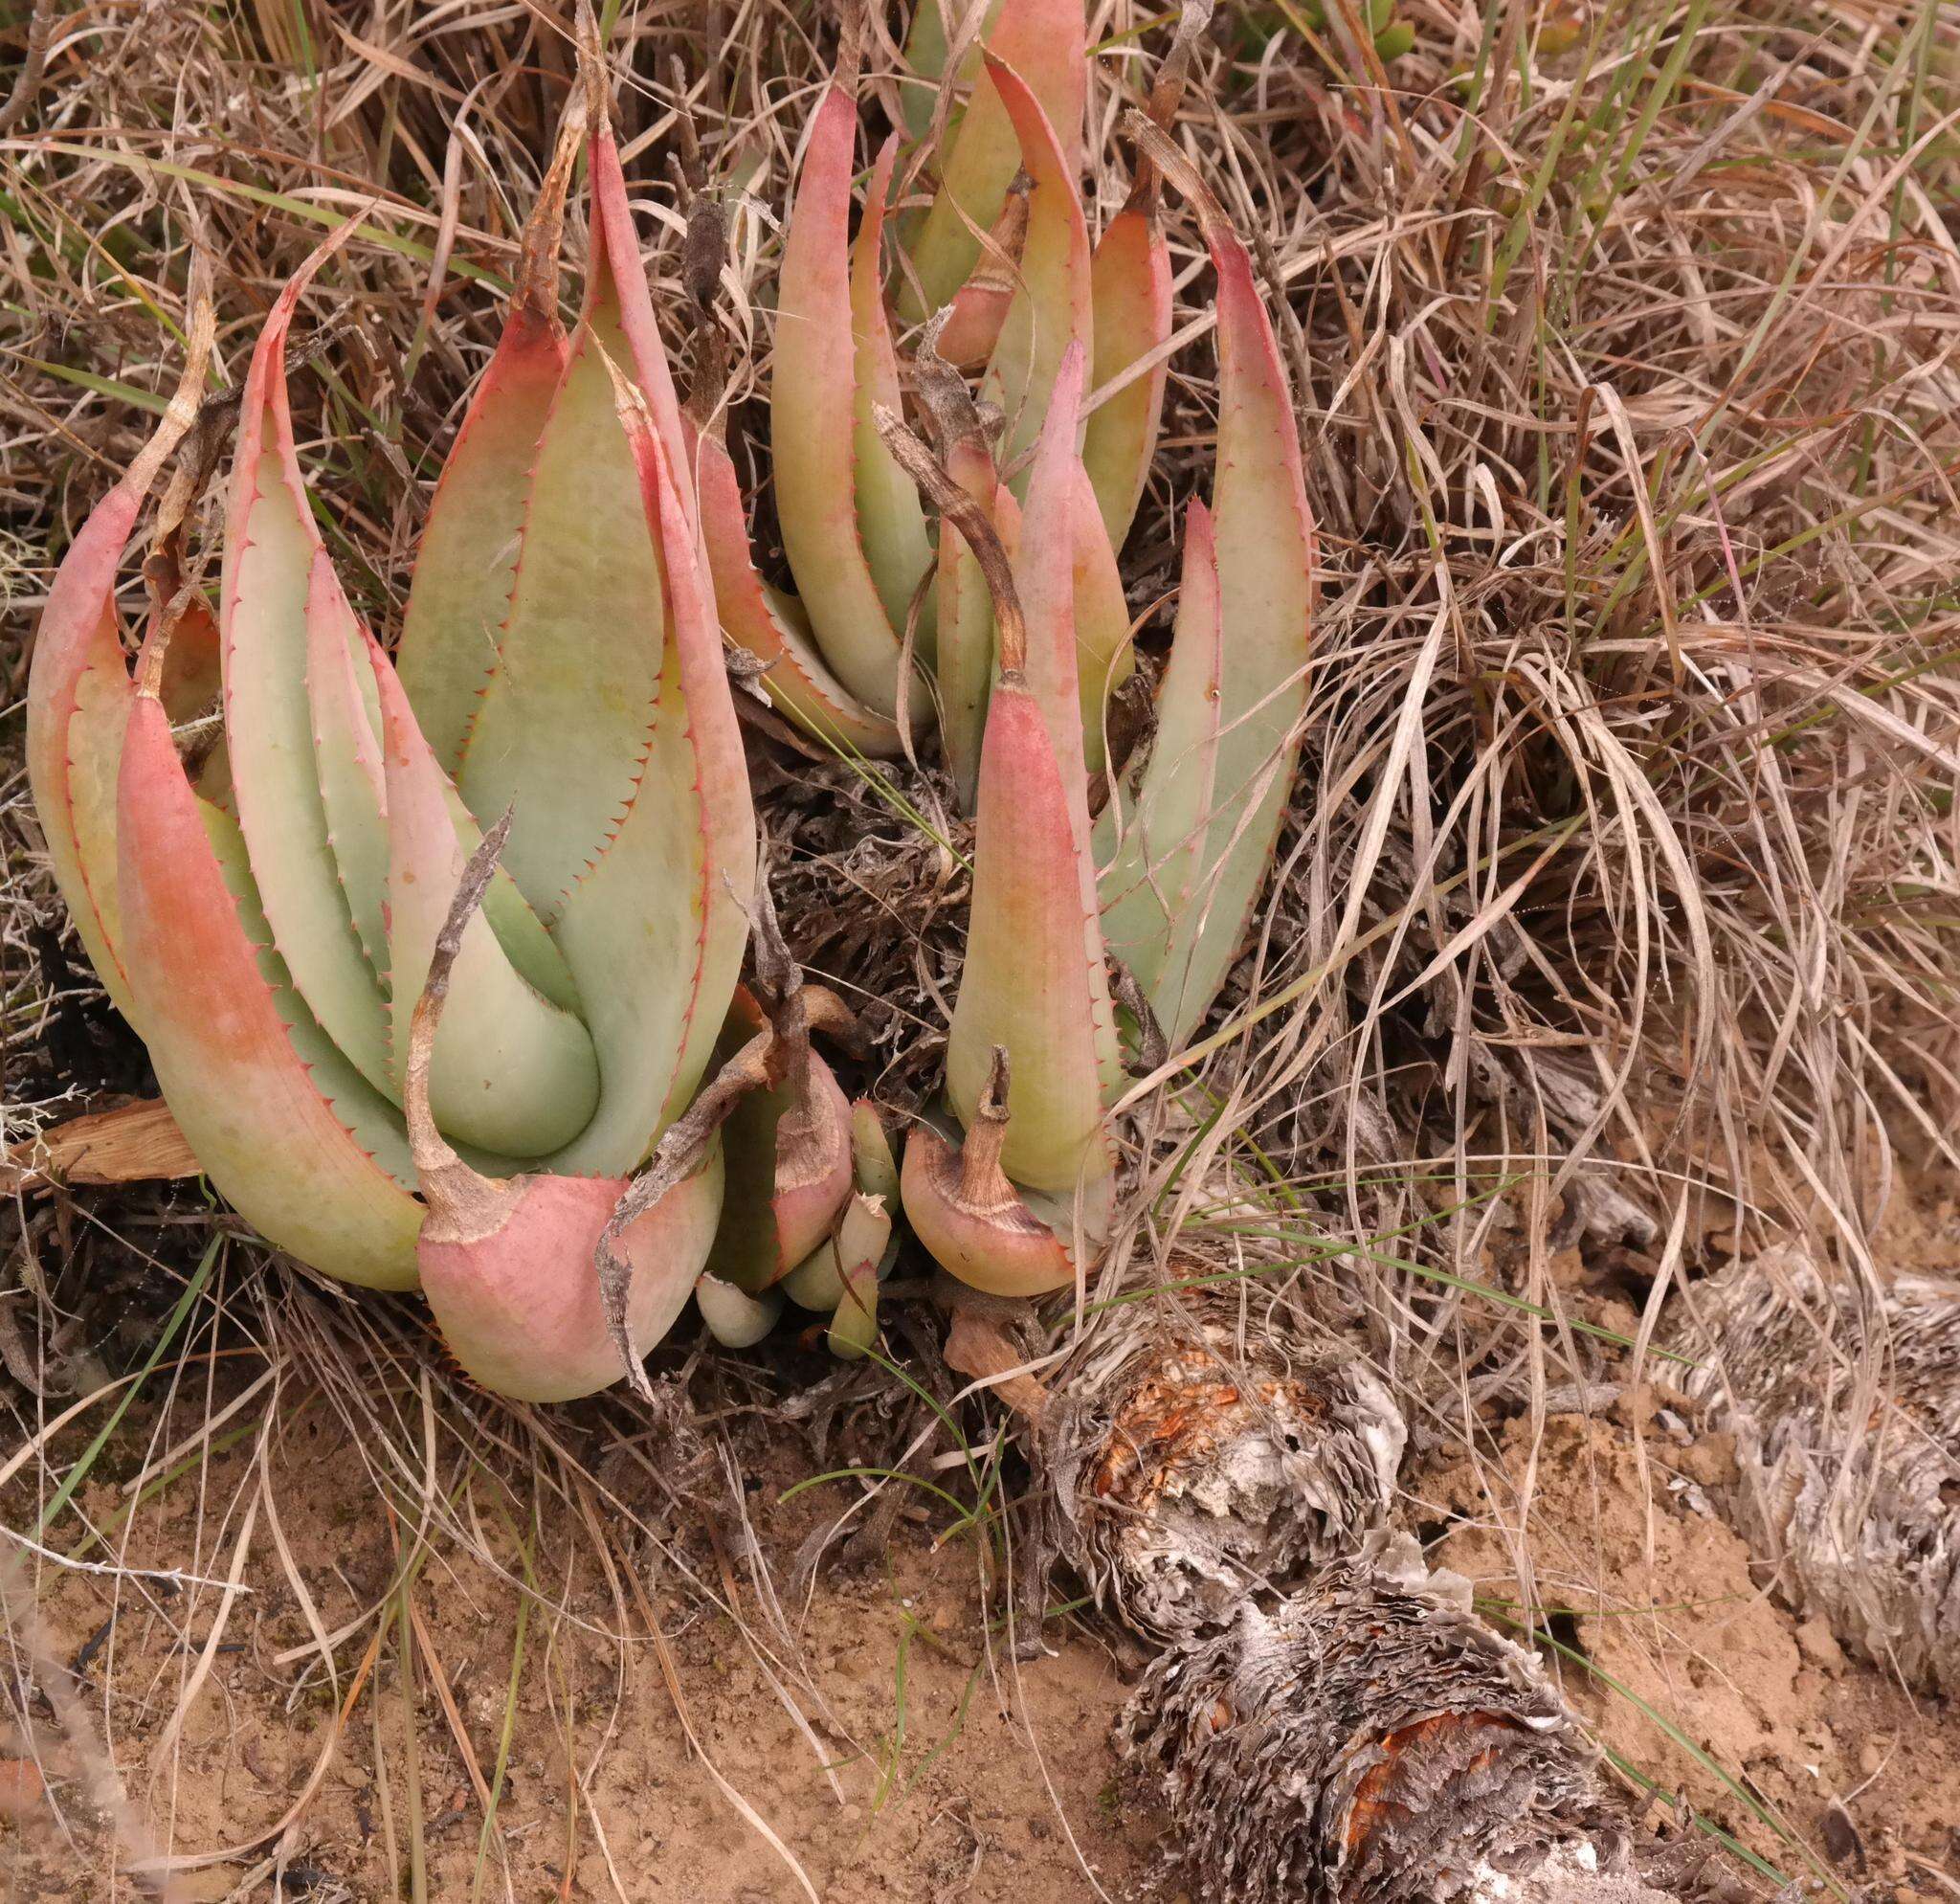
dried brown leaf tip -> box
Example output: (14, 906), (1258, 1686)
(1119, 1534), (1685, 1904)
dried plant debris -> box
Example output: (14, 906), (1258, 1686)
(1118, 1533), (1681, 1904)
(1675, 1247), (1960, 1696)
(1041, 1288), (1405, 1638)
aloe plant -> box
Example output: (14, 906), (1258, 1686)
(880, 117), (1315, 1298)
(705, 6), (1152, 788)
(27, 93), (770, 1401)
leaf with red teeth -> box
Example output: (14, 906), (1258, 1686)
(1069, 461), (1134, 781)
(902, 0), (1085, 322)
(221, 232), (394, 1098)
(114, 690), (422, 1289)
(1129, 123), (1318, 1046)
(770, 85), (913, 719)
(303, 555), (391, 979)
(851, 136), (936, 661)
(372, 652), (600, 1160)
(419, 1154), (723, 1401)
(1096, 498), (1225, 1037)
(543, 375), (756, 1175)
(1083, 198), (1171, 552)
(393, 101), (577, 772)
(457, 121), (699, 916)
(978, 53), (1093, 479)
(697, 432), (904, 758)
(395, 308), (566, 774)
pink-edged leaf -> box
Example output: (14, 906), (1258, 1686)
(456, 121), (700, 913)
(948, 341), (1121, 1185)
(395, 301), (566, 773)
(372, 651), (601, 1160)
(543, 373), (756, 1176)
(419, 1150), (722, 1401)
(1083, 198), (1172, 552)
(932, 175), (1029, 370)
(1096, 497), (1225, 1033)
(851, 135), (937, 660)
(698, 432), (905, 758)
(583, 122), (693, 519)
(222, 233), (394, 1095)
(26, 494), (146, 1022)
(27, 344), (215, 1024)
(978, 52), (1094, 479)
(303, 554), (391, 977)
(901, 1121), (1078, 1296)
(902, 0), (1086, 321)
(947, 682), (1116, 1194)
(1069, 459), (1135, 780)
(114, 690), (422, 1288)
(1163, 219), (1317, 1046)
(770, 84), (912, 718)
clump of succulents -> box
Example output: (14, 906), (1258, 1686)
(29, 0), (1317, 1381)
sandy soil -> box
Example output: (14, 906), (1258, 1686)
(2, 1393), (1157, 1902)
(2, 1186), (1956, 1902)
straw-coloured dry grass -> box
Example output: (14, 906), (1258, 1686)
(4, 1), (1959, 1898)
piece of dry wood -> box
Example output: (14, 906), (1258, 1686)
(2, 1099), (201, 1190)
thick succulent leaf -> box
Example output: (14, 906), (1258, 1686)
(583, 122), (693, 518)
(827, 1226), (885, 1359)
(900, 0), (1001, 142)
(456, 312), (666, 917)
(850, 1100), (901, 1205)
(222, 251), (394, 1096)
(902, 0), (1085, 322)
(947, 347), (1119, 1187)
(304, 557), (391, 979)
(851, 136), (937, 661)
(902, 1121), (1077, 1296)
(1158, 223), (1317, 1047)
(27, 292), (214, 1024)
(544, 390), (756, 1176)
(373, 652), (601, 1159)
(704, 992), (854, 1293)
(695, 1273), (783, 1347)
(457, 122), (694, 914)
(698, 432), (905, 757)
(1070, 462), (1135, 780)
(1083, 200), (1172, 552)
(934, 178), (1028, 370)
(978, 54), (1094, 480)
(419, 1150), (722, 1402)
(1096, 498), (1224, 1037)
(771, 84), (911, 718)
(947, 683), (1115, 1194)
(115, 692), (421, 1288)
(395, 303), (566, 773)
(934, 438), (1014, 809)
(27, 489), (147, 1020)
